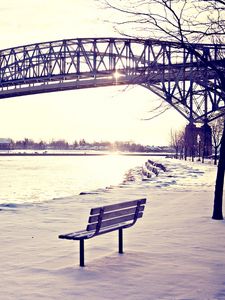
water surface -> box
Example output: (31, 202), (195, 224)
(0, 154), (148, 205)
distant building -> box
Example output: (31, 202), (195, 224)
(0, 138), (12, 150)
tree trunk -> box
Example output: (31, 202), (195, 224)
(191, 147), (195, 162)
(176, 146), (179, 159)
(214, 147), (218, 166)
(212, 122), (225, 220)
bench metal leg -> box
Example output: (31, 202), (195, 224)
(119, 228), (123, 254)
(80, 239), (85, 267)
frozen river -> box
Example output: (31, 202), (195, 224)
(0, 153), (149, 205)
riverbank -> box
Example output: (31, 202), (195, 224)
(0, 151), (173, 156)
(1, 158), (225, 300)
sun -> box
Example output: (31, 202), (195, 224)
(113, 70), (121, 81)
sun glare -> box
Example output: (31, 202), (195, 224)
(113, 70), (121, 80)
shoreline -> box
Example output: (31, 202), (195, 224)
(0, 152), (172, 157)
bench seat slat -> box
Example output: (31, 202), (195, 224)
(87, 211), (143, 231)
(90, 198), (146, 215)
(58, 229), (89, 239)
(88, 205), (145, 223)
(59, 218), (140, 240)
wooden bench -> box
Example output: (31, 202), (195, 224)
(58, 198), (147, 267)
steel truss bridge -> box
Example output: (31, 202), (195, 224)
(0, 37), (225, 123)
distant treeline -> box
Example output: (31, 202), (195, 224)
(9, 138), (173, 153)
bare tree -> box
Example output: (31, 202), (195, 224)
(211, 116), (224, 165)
(170, 129), (179, 159)
(178, 129), (185, 159)
(103, 1), (225, 42)
(103, 0), (225, 219)
(170, 128), (185, 159)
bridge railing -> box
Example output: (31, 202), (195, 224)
(1, 38), (224, 85)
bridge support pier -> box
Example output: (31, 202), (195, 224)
(184, 123), (197, 160)
(184, 123), (212, 160)
(198, 123), (212, 158)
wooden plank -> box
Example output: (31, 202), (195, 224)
(88, 205), (145, 224)
(90, 198), (146, 215)
(58, 229), (89, 240)
(87, 211), (143, 231)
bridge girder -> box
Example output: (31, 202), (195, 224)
(0, 37), (224, 123)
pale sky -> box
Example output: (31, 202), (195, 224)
(0, 0), (186, 145)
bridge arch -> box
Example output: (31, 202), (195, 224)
(0, 37), (224, 124)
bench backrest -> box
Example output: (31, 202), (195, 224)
(86, 198), (146, 234)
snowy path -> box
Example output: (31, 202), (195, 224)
(0, 158), (225, 300)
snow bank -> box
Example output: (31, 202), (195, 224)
(1, 158), (225, 300)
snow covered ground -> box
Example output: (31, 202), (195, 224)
(1, 158), (225, 300)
